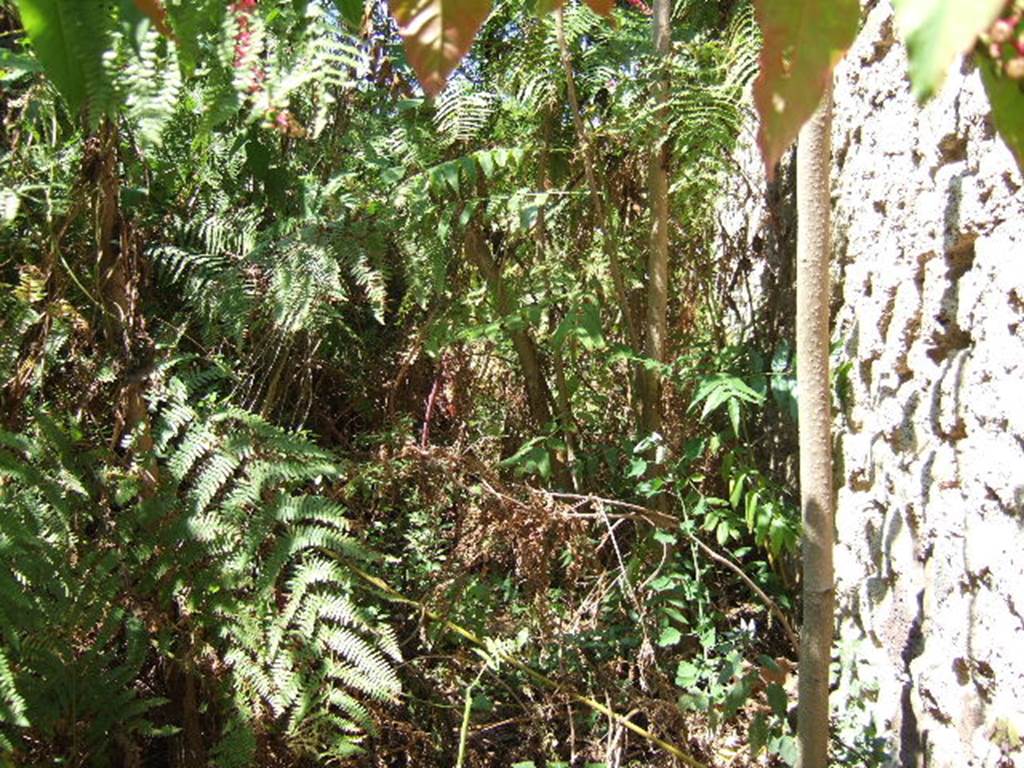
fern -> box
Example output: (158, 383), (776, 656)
(122, 27), (183, 151)
(434, 77), (495, 144)
(0, 367), (399, 763)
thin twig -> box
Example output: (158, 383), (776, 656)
(546, 491), (799, 650)
(338, 558), (710, 768)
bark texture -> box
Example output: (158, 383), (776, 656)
(641, 0), (672, 437)
(795, 81), (835, 768)
(718, 5), (1024, 763)
(464, 224), (571, 487)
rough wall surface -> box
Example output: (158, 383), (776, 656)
(718, 2), (1024, 765)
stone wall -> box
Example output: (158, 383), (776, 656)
(717, 2), (1024, 765)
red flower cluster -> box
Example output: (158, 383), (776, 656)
(623, 0), (652, 16)
(230, 0), (305, 137)
(984, 6), (1024, 81)
(231, 0), (265, 93)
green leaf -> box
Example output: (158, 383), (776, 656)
(578, 301), (605, 350)
(716, 520), (731, 546)
(749, 712), (769, 754)
(727, 397), (741, 436)
(653, 530), (676, 546)
(766, 682), (789, 718)
(626, 456), (647, 479)
(500, 438), (552, 480)
(753, 0), (859, 178)
(770, 734), (799, 766)
(648, 574), (674, 592)
(979, 54), (1024, 175)
(333, 0), (366, 30)
(388, 0), (492, 95)
(0, 49), (43, 83)
(657, 626), (682, 647)
(439, 161), (460, 192)
(475, 149), (495, 178)
(729, 472), (745, 509)
(675, 660), (701, 687)
(14, 0), (86, 112)
(893, 0), (1004, 100)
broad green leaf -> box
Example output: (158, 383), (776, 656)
(770, 734), (799, 767)
(14, 0), (85, 112)
(675, 660), (701, 687)
(752, 0), (859, 178)
(716, 520), (731, 546)
(978, 54), (1024, 175)
(0, 49), (43, 83)
(727, 397), (741, 436)
(388, 0), (492, 95)
(749, 713), (769, 754)
(893, 0), (1004, 100)
(766, 682), (789, 718)
(475, 150), (495, 177)
(333, 0), (367, 30)
(657, 626), (682, 647)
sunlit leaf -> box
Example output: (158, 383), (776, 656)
(657, 626), (682, 647)
(14, 0), (85, 112)
(675, 660), (701, 687)
(1, 189), (20, 225)
(893, 0), (1004, 100)
(752, 0), (859, 179)
(388, 0), (492, 95)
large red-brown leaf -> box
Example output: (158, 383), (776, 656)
(582, 0), (614, 15)
(388, 0), (492, 95)
(752, 0), (859, 179)
(132, 0), (173, 38)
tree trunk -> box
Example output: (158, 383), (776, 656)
(795, 81), (835, 768)
(463, 224), (571, 487)
(94, 121), (158, 493)
(640, 0), (671, 437)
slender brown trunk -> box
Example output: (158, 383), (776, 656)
(464, 225), (570, 486)
(465, 227), (570, 484)
(640, 0), (671, 437)
(795, 81), (835, 768)
(93, 121), (158, 491)
(537, 107), (579, 487)
(464, 225), (553, 431)
(551, 341), (579, 490)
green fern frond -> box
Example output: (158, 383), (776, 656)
(435, 78), (494, 144)
(123, 27), (182, 151)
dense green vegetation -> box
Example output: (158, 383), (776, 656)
(0, 0), (1019, 765)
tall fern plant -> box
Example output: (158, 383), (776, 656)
(0, 367), (400, 765)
